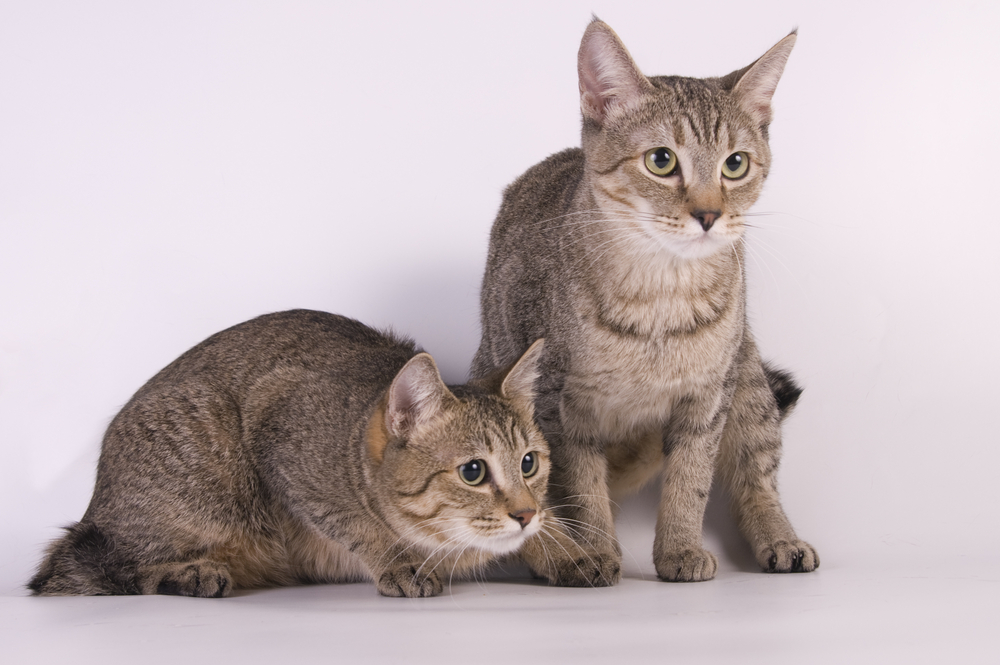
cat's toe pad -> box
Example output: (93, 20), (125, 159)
(655, 548), (718, 582)
(376, 564), (443, 598)
(759, 540), (819, 573)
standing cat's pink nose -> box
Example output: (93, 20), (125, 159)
(692, 209), (720, 231)
(509, 509), (536, 528)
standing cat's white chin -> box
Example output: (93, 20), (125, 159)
(645, 218), (742, 261)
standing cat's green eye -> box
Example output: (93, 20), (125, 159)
(644, 147), (678, 177)
(722, 151), (750, 179)
(520, 452), (539, 478)
(459, 459), (487, 486)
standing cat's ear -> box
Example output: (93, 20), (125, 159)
(500, 339), (545, 415)
(578, 18), (652, 124)
(385, 353), (456, 439)
(728, 30), (797, 128)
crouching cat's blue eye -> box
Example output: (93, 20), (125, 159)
(722, 151), (750, 179)
(520, 452), (539, 478)
(459, 460), (487, 485)
(644, 147), (678, 176)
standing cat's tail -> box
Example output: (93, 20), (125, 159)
(763, 363), (803, 421)
(28, 521), (139, 596)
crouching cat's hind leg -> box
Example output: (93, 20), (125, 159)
(137, 560), (232, 597)
(718, 345), (819, 573)
(28, 521), (233, 597)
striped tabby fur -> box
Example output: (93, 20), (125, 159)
(473, 19), (818, 583)
(30, 310), (567, 597)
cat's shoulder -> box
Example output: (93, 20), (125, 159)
(502, 147), (583, 207)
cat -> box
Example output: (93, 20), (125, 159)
(30, 309), (565, 598)
(472, 18), (818, 583)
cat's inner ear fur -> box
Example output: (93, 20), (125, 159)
(578, 18), (652, 124)
(385, 353), (456, 439)
(727, 30), (797, 127)
(500, 339), (545, 415)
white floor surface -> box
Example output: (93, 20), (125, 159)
(3, 553), (996, 665)
(4, 490), (997, 665)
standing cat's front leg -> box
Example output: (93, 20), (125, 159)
(654, 391), (731, 582)
(509, 356), (620, 587)
(519, 506), (620, 588)
(718, 339), (819, 574)
(519, 392), (621, 587)
(537, 438), (621, 586)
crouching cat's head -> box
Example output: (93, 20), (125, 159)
(367, 340), (550, 563)
(577, 19), (796, 260)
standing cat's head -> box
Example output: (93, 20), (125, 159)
(368, 340), (551, 559)
(577, 18), (796, 260)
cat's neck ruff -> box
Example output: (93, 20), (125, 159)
(580, 222), (744, 302)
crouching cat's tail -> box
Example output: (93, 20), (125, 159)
(29, 522), (140, 596)
(763, 363), (803, 421)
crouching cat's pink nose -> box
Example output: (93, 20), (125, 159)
(509, 509), (536, 528)
(692, 209), (721, 231)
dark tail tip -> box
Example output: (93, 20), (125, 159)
(763, 362), (803, 420)
(29, 522), (138, 596)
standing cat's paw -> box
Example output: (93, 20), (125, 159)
(376, 564), (443, 598)
(654, 548), (718, 582)
(144, 560), (232, 598)
(533, 550), (621, 588)
(758, 540), (819, 573)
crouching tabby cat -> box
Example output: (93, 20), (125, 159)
(473, 19), (818, 583)
(30, 309), (560, 598)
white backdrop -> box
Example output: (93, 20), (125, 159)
(2, 1), (998, 662)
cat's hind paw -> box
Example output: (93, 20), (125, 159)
(758, 540), (819, 573)
(654, 547), (718, 582)
(376, 564), (443, 598)
(143, 560), (232, 598)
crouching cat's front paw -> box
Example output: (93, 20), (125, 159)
(757, 540), (819, 573)
(654, 547), (718, 582)
(376, 564), (443, 598)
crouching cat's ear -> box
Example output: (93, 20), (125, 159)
(500, 339), (545, 416)
(386, 353), (457, 439)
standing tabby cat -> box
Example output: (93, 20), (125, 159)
(473, 19), (818, 583)
(30, 309), (559, 597)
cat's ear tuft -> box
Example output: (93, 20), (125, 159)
(385, 353), (456, 439)
(578, 18), (651, 124)
(500, 339), (545, 414)
(730, 30), (797, 127)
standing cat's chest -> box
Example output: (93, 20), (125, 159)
(558, 258), (744, 440)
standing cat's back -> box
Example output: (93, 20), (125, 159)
(477, 148), (584, 374)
